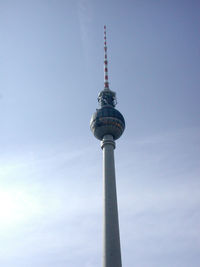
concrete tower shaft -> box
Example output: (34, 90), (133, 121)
(101, 135), (122, 267)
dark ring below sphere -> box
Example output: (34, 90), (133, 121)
(90, 106), (125, 140)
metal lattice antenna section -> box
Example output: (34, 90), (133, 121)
(97, 25), (117, 108)
(104, 25), (109, 90)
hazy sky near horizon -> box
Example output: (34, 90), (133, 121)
(0, 0), (200, 266)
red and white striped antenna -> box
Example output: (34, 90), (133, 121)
(104, 25), (109, 90)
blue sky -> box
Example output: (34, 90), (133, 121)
(0, 0), (200, 266)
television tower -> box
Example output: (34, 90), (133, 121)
(90, 26), (125, 267)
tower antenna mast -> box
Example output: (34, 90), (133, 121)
(104, 25), (109, 90)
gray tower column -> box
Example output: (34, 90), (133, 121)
(90, 26), (125, 267)
(101, 135), (122, 267)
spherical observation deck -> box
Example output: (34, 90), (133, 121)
(90, 106), (125, 141)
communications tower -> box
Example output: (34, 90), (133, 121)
(90, 26), (125, 267)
